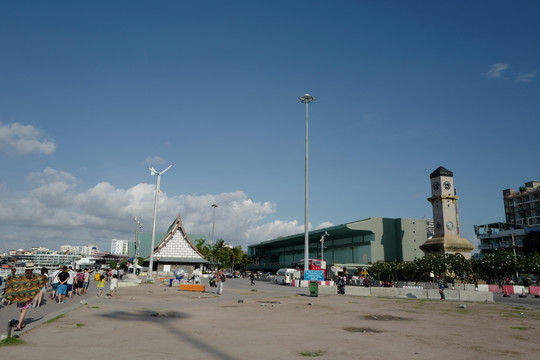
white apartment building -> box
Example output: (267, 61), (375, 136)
(59, 244), (99, 256)
(110, 239), (129, 255)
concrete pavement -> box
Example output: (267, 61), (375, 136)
(1, 278), (539, 359)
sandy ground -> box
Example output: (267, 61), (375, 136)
(1, 281), (539, 360)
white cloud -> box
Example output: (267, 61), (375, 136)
(514, 71), (537, 83)
(484, 63), (509, 79)
(0, 122), (56, 155)
(144, 155), (166, 166)
(315, 221), (334, 230)
(0, 169), (322, 251)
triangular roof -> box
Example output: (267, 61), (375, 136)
(152, 215), (208, 263)
(430, 166), (453, 179)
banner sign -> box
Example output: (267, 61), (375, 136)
(304, 270), (324, 281)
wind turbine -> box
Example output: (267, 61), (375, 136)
(147, 164), (173, 281)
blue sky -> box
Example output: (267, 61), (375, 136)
(1, 1), (539, 252)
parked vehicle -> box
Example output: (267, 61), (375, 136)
(275, 268), (300, 285)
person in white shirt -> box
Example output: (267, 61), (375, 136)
(109, 274), (119, 297)
(50, 266), (62, 300)
(191, 268), (202, 284)
(67, 266), (76, 299)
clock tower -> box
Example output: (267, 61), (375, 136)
(420, 166), (474, 259)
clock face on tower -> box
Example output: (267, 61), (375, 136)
(432, 182), (439, 191)
(446, 221), (454, 231)
(443, 181), (451, 190)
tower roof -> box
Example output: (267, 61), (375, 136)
(430, 166), (453, 179)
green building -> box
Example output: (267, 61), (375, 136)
(247, 217), (429, 273)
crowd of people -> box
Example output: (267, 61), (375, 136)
(1, 263), (122, 331)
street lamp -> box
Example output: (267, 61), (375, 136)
(211, 204), (218, 245)
(147, 164), (173, 281)
(320, 231), (329, 263)
(211, 204), (218, 268)
(133, 217), (142, 275)
(298, 93), (315, 280)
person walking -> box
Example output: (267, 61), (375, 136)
(33, 267), (49, 307)
(67, 266), (76, 299)
(96, 275), (106, 297)
(75, 269), (84, 296)
(49, 265), (62, 300)
(216, 268), (225, 295)
(3, 263), (46, 331)
(57, 266), (70, 304)
(109, 274), (118, 297)
(82, 268), (90, 295)
(249, 272), (255, 286)
(438, 276), (446, 300)
(3, 267), (17, 305)
(191, 267), (202, 284)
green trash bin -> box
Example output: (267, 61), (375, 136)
(309, 281), (319, 297)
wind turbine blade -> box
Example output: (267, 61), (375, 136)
(161, 164), (173, 174)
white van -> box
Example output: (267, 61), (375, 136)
(275, 268), (300, 285)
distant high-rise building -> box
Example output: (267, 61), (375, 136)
(503, 181), (540, 226)
(110, 239), (129, 255)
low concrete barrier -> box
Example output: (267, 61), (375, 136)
(344, 286), (371, 296)
(477, 284), (489, 292)
(529, 286), (540, 295)
(119, 274), (142, 287)
(513, 286), (525, 295)
(371, 287), (398, 298)
(318, 285), (337, 295)
(342, 287), (493, 302)
(398, 288), (427, 299)
(502, 285), (514, 294)
(460, 290), (493, 302)
(427, 289), (442, 300)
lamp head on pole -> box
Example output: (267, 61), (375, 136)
(298, 94), (315, 104)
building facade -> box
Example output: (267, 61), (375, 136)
(503, 181), (540, 226)
(248, 217), (429, 273)
(110, 239), (129, 255)
(128, 215), (208, 274)
(474, 222), (526, 257)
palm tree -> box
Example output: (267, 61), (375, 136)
(230, 246), (244, 272)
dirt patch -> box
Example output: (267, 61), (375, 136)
(364, 314), (409, 321)
(343, 327), (384, 333)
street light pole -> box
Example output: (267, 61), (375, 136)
(298, 93), (315, 280)
(211, 203), (218, 269)
(147, 164), (173, 281)
(133, 217), (142, 275)
(320, 231), (329, 263)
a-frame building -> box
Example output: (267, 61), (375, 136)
(149, 214), (208, 273)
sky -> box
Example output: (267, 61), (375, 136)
(1, 1), (539, 253)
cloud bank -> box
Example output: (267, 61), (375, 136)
(0, 168), (325, 251)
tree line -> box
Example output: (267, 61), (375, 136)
(194, 238), (250, 271)
(368, 250), (540, 286)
